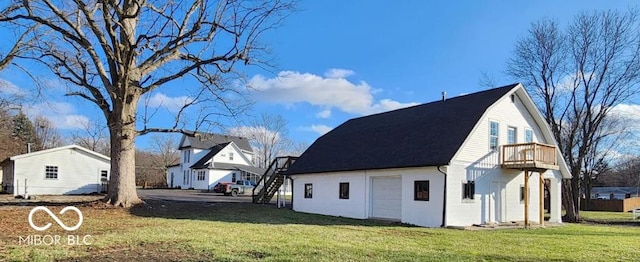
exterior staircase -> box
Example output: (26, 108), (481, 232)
(252, 156), (298, 204)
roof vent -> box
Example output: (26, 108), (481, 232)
(441, 91), (447, 102)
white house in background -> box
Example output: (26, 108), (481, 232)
(286, 83), (572, 228)
(167, 132), (265, 190)
(1, 145), (110, 196)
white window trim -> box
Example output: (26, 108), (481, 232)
(507, 126), (517, 144)
(489, 120), (499, 151)
(525, 128), (534, 143)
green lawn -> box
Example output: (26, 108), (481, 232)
(581, 210), (639, 221)
(2, 201), (640, 261)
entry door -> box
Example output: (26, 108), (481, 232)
(371, 176), (402, 220)
(490, 182), (506, 223)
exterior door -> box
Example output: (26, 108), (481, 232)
(371, 176), (402, 220)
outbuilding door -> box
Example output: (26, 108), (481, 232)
(371, 176), (402, 220)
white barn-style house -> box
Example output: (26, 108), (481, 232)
(286, 84), (571, 227)
(167, 132), (265, 190)
(1, 145), (110, 196)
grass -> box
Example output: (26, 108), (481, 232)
(581, 210), (638, 221)
(1, 200), (640, 261)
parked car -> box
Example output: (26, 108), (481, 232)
(213, 180), (257, 196)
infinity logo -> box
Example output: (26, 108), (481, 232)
(28, 206), (83, 231)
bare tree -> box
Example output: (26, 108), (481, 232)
(147, 134), (179, 175)
(229, 114), (292, 168)
(0, 1), (293, 206)
(33, 115), (64, 150)
(70, 119), (110, 156)
(0, 105), (23, 160)
(507, 10), (640, 222)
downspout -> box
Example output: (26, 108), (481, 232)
(437, 165), (447, 227)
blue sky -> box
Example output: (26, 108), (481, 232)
(1, 1), (638, 150)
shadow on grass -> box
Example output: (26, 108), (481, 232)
(129, 199), (406, 227)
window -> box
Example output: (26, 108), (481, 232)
(183, 170), (188, 184)
(304, 183), (313, 198)
(229, 152), (234, 161)
(100, 170), (108, 181)
(463, 181), (475, 200)
(183, 150), (190, 163)
(525, 129), (533, 143)
(339, 182), (349, 199)
(520, 185), (526, 202)
(45, 166), (58, 179)
(197, 171), (205, 181)
(414, 180), (430, 201)
(507, 126), (517, 144)
(489, 121), (499, 151)
(231, 173), (237, 182)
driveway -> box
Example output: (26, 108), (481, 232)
(137, 189), (254, 203)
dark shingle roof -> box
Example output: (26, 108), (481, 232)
(181, 131), (253, 153)
(190, 143), (229, 169)
(286, 84), (519, 175)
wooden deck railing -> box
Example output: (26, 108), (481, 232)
(501, 142), (558, 169)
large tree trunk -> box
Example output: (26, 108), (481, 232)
(104, 91), (142, 207)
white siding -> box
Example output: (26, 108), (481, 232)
(166, 166), (180, 188)
(11, 147), (109, 196)
(211, 144), (252, 166)
(446, 92), (559, 226)
(292, 167), (445, 227)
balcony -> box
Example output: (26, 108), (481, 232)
(501, 142), (559, 171)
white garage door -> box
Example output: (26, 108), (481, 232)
(371, 176), (402, 220)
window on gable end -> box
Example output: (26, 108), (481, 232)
(507, 126), (517, 144)
(45, 166), (58, 179)
(525, 128), (534, 143)
(489, 121), (499, 151)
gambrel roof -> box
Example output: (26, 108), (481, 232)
(287, 84), (527, 175)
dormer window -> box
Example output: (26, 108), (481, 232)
(229, 152), (234, 161)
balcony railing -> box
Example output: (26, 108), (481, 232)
(501, 142), (559, 170)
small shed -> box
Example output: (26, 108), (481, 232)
(1, 145), (110, 196)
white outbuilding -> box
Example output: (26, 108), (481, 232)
(286, 83), (572, 227)
(1, 145), (110, 196)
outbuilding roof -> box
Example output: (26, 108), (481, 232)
(286, 84), (519, 175)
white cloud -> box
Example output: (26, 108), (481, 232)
(249, 70), (418, 115)
(324, 68), (355, 79)
(316, 109), (331, 119)
(228, 125), (282, 142)
(24, 101), (90, 130)
(146, 93), (194, 113)
(610, 103), (640, 131)
(0, 78), (27, 96)
(301, 124), (333, 136)
(610, 103), (640, 119)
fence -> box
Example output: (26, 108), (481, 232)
(581, 197), (640, 212)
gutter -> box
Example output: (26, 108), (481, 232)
(437, 165), (447, 227)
